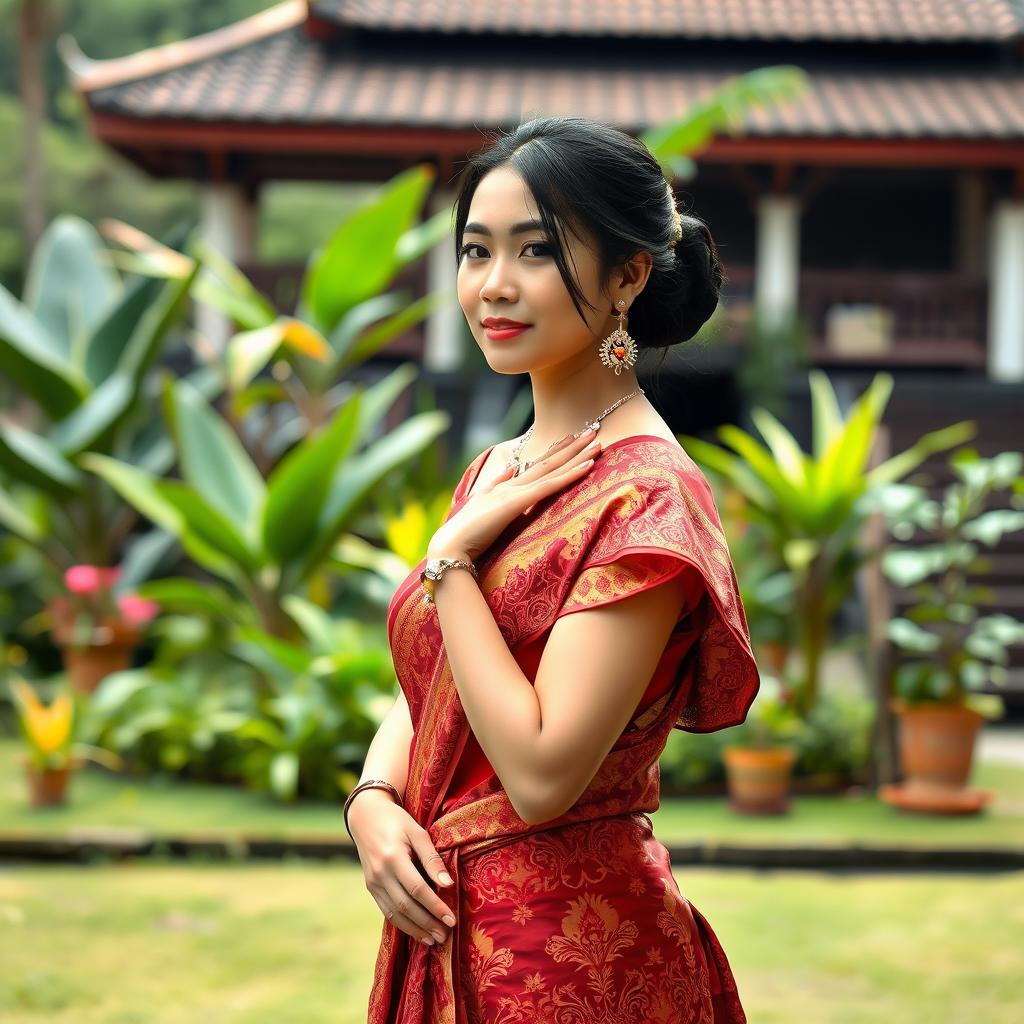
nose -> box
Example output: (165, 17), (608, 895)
(478, 252), (519, 304)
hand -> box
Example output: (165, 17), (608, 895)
(348, 788), (457, 948)
(428, 428), (602, 562)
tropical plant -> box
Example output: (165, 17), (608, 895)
(9, 674), (121, 773)
(680, 370), (975, 717)
(83, 662), (256, 779)
(227, 595), (396, 800)
(84, 369), (448, 644)
(869, 449), (1024, 714)
(103, 164), (454, 450)
(0, 215), (202, 591)
(52, 563), (159, 644)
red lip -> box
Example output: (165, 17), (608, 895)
(482, 317), (529, 328)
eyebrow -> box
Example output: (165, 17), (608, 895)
(463, 219), (547, 237)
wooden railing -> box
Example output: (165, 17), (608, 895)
(723, 266), (989, 368)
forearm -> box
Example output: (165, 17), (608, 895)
(428, 564), (546, 821)
(358, 694), (413, 798)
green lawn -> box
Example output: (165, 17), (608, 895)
(0, 861), (1021, 1023)
(3, 738), (1023, 848)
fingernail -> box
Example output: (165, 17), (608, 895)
(422, 936), (434, 946)
(442, 914), (456, 927)
(439, 872), (453, 885)
(432, 931), (446, 944)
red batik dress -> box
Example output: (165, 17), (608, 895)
(372, 434), (760, 1024)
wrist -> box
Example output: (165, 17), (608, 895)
(426, 547), (472, 563)
(346, 785), (400, 834)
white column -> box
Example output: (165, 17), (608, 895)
(987, 198), (1024, 382)
(754, 194), (801, 330)
(198, 183), (258, 353)
(424, 187), (463, 372)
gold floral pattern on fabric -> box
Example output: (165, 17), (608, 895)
(370, 438), (755, 1024)
(451, 816), (740, 1024)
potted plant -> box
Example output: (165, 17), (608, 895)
(9, 675), (123, 806)
(48, 565), (159, 694)
(722, 674), (804, 814)
(870, 449), (1024, 814)
(682, 371), (973, 813)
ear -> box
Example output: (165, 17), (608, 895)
(611, 248), (654, 301)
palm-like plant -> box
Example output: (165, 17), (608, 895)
(680, 370), (974, 717)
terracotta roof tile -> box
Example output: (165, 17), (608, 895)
(83, 26), (1024, 140)
(311, 0), (1023, 42)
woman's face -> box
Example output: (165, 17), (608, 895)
(456, 166), (612, 376)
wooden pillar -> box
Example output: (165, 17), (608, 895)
(986, 197), (1024, 382)
(955, 170), (988, 274)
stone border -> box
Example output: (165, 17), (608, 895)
(1, 831), (1022, 870)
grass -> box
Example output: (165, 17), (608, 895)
(0, 861), (1021, 1023)
(3, 738), (1023, 848)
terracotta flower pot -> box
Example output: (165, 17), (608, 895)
(50, 608), (141, 695)
(20, 755), (85, 808)
(723, 745), (798, 815)
(879, 699), (991, 814)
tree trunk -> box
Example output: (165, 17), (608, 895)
(19, 0), (49, 259)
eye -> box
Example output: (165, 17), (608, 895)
(523, 242), (552, 258)
(459, 242), (486, 260)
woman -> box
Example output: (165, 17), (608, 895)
(347, 116), (760, 1024)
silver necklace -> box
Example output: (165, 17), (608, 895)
(505, 387), (645, 477)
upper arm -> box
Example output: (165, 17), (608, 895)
(525, 559), (699, 824)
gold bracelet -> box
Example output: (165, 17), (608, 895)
(420, 556), (477, 604)
(344, 779), (403, 841)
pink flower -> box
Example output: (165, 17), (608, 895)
(116, 594), (160, 625)
(64, 565), (121, 595)
(64, 565), (102, 594)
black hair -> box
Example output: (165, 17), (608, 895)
(452, 115), (724, 358)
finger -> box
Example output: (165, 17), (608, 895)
(521, 455), (597, 514)
(368, 889), (428, 943)
(377, 875), (448, 944)
(394, 856), (456, 932)
(520, 432), (599, 478)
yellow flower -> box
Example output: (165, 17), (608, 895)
(9, 677), (74, 760)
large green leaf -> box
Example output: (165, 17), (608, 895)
(0, 483), (43, 543)
(49, 373), (134, 455)
(23, 216), (120, 363)
(335, 288), (452, 374)
(81, 453), (246, 584)
(0, 284), (88, 419)
(297, 410), (449, 584)
(135, 577), (240, 619)
(262, 392), (363, 565)
(641, 67), (808, 168)
(0, 421), (82, 495)
(302, 165), (434, 332)
(171, 379), (266, 537)
(117, 256), (201, 384)
(82, 274), (163, 385)
(155, 480), (263, 574)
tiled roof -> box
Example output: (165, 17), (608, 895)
(312, 0), (1024, 42)
(81, 25), (1024, 140)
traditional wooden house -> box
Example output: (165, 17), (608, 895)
(65, 0), (1024, 699)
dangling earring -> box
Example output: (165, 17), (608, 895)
(598, 299), (638, 375)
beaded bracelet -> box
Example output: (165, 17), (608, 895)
(344, 779), (403, 841)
